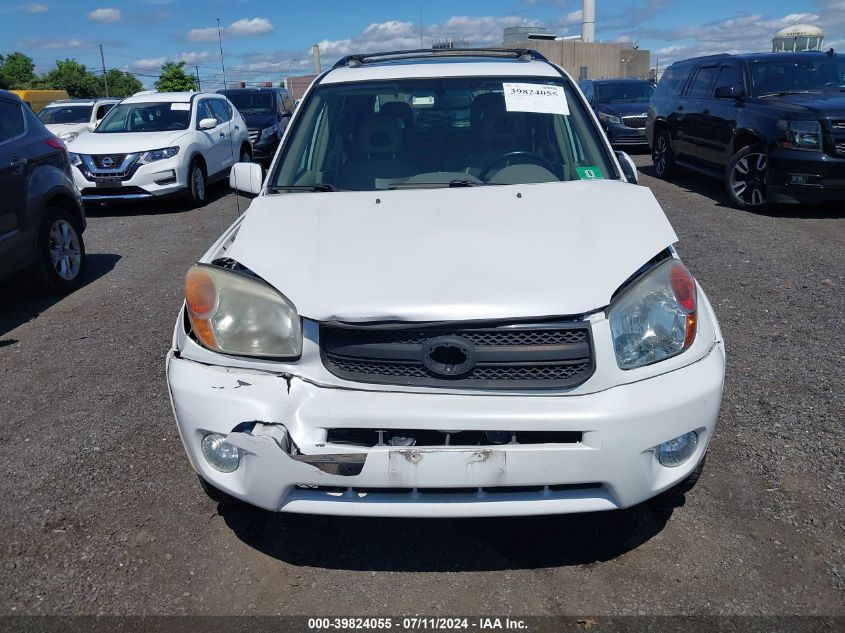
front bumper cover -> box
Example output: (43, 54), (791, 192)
(166, 339), (725, 517)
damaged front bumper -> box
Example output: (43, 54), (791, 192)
(166, 340), (725, 517)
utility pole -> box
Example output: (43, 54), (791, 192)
(419, 8), (423, 48)
(195, 66), (202, 91)
(99, 44), (109, 97)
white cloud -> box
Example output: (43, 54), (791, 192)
(186, 17), (273, 42)
(21, 37), (91, 50)
(130, 51), (217, 70)
(23, 3), (47, 13)
(88, 7), (121, 23)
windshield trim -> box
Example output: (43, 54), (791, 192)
(268, 70), (621, 192)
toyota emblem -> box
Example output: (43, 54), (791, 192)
(422, 336), (476, 378)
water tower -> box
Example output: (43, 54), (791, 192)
(772, 25), (824, 52)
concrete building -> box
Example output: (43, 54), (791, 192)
(495, 37), (649, 79)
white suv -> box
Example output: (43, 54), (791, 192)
(167, 49), (725, 518)
(37, 97), (121, 144)
(67, 92), (250, 207)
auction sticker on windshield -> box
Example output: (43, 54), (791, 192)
(503, 82), (569, 115)
(171, 103), (190, 111)
(576, 166), (605, 180)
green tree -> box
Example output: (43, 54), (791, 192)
(39, 59), (100, 97)
(104, 68), (143, 97)
(154, 61), (197, 92)
(0, 51), (37, 89)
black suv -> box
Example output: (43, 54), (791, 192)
(580, 78), (654, 147)
(218, 88), (294, 163)
(646, 51), (845, 209)
(0, 90), (86, 292)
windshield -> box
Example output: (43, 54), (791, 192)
(96, 102), (190, 133)
(38, 105), (92, 124)
(596, 82), (654, 103)
(272, 76), (615, 191)
(225, 91), (274, 115)
(750, 57), (845, 95)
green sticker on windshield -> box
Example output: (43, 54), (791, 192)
(576, 166), (605, 180)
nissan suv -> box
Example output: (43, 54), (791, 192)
(647, 50), (845, 209)
(167, 49), (725, 518)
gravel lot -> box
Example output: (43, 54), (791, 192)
(1, 156), (843, 618)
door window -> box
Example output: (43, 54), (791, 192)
(686, 66), (718, 98)
(209, 99), (231, 124)
(713, 65), (744, 96)
(95, 103), (115, 121)
(0, 99), (26, 143)
(196, 100), (217, 127)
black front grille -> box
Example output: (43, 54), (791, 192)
(622, 115), (647, 129)
(248, 130), (260, 143)
(326, 428), (583, 447)
(831, 120), (845, 130)
(91, 154), (128, 169)
(836, 140), (845, 156)
(320, 319), (595, 389)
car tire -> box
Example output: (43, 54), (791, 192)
(652, 129), (678, 180)
(186, 159), (208, 208)
(726, 144), (768, 211)
(34, 206), (86, 294)
(197, 475), (242, 506)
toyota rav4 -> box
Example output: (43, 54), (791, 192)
(166, 49), (725, 518)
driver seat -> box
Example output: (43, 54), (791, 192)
(463, 94), (529, 178)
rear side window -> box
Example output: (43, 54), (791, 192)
(0, 99), (26, 143)
(686, 65), (719, 98)
(654, 64), (690, 98)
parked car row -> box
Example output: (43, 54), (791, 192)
(0, 86), (295, 293)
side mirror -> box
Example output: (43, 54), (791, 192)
(615, 151), (638, 185)
(714, 85), (744, 99)
(199, 117), (217, 130)
(87, 123), (95, 132)
(229, 162), (263, 197)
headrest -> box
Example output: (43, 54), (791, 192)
(359, 114), (402, 154)
(379, 101), (413, 130)
(470, 92), (505, 128)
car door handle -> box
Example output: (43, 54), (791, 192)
(234, 125), (240, 130)
(10, 156), (27, 167)
(676, 106), (684, 112)
(219, 132), (226, 138)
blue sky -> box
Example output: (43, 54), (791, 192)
(2, 0), (842, 89)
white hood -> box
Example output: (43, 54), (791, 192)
(225, 180), (678, 321)
(67, 130), (187, 154)
(46, 123), (88, 136)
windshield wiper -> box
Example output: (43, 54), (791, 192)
(388, 179), (487, 189)
(268, 184), (348, 193)
(760, 90), (814, 97)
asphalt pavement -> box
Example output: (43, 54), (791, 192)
(0, 156), (842, 617)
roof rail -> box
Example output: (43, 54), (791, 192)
(332, 48), (548, 69)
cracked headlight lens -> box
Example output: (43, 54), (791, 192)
(184, 264), (302, 358)
(608, 258), (697, 370)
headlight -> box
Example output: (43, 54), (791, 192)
(608, 259), (697, 370)
(68, 152), (82, 167)
(598, 112), (621, 125)
(138, 146), (180, 165)
(59, 131), (79, 143)
(258, 125), (277, 142)
(777, 120), (822, 151)
(184, 264), (302, 358)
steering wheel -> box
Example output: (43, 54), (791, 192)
(478, 151), (555, 181)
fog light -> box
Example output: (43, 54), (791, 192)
(201, 433), (241, 472)
(656, 431), (698, 467)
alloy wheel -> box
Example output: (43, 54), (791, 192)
(654, 136), (667, 174)
(48, 220), (82, 281)
(192, 165), (206, 202)
(730, 152), (767, 206)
